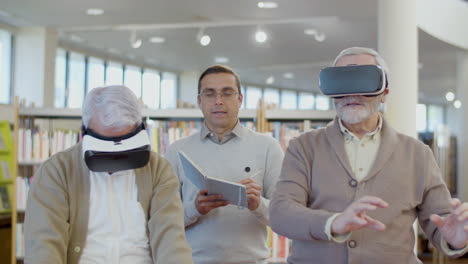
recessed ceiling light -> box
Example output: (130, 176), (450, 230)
(258, 1), (278, 9)
(304, 28), (326, 42)
(283, 72), (294, 79)
(266, 76), (275, 85)
(86, 8), (104, 16)
(131, 39), (142, 49)
(445, 92), (455, 102)
(200, 35), (211, 46)
(149, 36), (165, 43)
(304, 29), (317, 35)
(454, 100), (462, 109)
(255, 30), (267, 43)
(215, 57), (229, 63)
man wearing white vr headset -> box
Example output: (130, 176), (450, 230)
(270, 47), (468, 263)
(24, 85), (193, 264)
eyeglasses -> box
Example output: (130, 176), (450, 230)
(199, 90), (239, 101)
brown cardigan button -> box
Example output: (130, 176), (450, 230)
(349, 179), (357, 187)
(348, 240), (357, 248)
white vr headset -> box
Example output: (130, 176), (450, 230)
(319, 65), (388, 98)
(82, 123), (151, 172)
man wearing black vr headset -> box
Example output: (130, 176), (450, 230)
(24, 85), (193, 264)
(270, 47), (468, 264)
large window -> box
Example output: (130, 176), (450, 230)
(54, 49), (67, 107)
(142, 70), (160, 109)
(124, 65), (142, 98)
(160, 72), (177, 109)
(0, 29), (12, 104)
(298, 92), (315, 110)
(67, 52), (86, 108)
(281, 90), (297, 110)
(86, 57), (105, 91)
(316, 95), (331, 111)
(416, 104), (427, 133)
(264, 88), (280, 107)
(105, 61), (123, 86)
(246, 86), (262, 109)
(241, 86), (246, 108)
(427, 104), (444, 132)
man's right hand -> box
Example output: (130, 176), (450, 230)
(195, 189), (229, 215)
(331, 196), (388, 235)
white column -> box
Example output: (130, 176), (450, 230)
(456, 52), (468, 201)
(13, 27), (57, 107)
(378, 0), (418, 138)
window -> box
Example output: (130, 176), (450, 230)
(427, 104), (444, 132)
(316, 95), (330, 110)
(124, 65), (142, 98)
(54, 48), (67, 107)
(264, 88), (280, 107)
(142, 70), (160, 109)
(160, 72), (177, 109)
(416, 104), (427, 133)
(105, 61), (123, 86)
(0, 29), (12, 104)
(298, 92), (315, 110)
(67, 52), (86, 108)
(281, 90), (297, 110)
(246, 86), (262, 109)
(86, 57), (105, 92)
(241, 86), (246, 108)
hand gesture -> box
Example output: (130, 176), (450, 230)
(239, 178), (262, 211)
(430, 198), (468, 249)
(195, 189), (229, 215)
(331, 196), (388, 235)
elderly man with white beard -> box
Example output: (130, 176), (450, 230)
(269, 47), (468, 264)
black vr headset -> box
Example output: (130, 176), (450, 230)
(319, 65), (388, 98)
(82, 123), (151, 172)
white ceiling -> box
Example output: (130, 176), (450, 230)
(0, 0), (466, 104)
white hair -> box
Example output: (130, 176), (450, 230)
(333, 47), (390, 79)
(82, 85), (142, 129)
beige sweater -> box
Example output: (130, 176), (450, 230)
(270, 117), (466, 264)
(24, 143), (193, 264)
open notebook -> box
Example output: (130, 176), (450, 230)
(178, 151), (248, 208)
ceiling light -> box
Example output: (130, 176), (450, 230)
(266, 76), (275, 85)
(86, 8), (104, 16)
(445, 92), (455, 102)
(215, 57), (229, 63)
(149, 36), (165, 43)
(314, 32), (326, 42)
(454, 100), (462, 109)
(258, 1), (278, 9)
(283, 72), (294, 79)
(255, 30), (268, 43)
(130, 31), (142, 49)
(304, 28), (326, 42)
(304, 29), (317, 36)
(200, 35), (211, 46)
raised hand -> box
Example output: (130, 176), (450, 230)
(331, 195), (388, 235)
(430, 198), (468, 249)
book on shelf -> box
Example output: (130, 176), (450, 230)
(16, 176), (33, 211)
(0, 184), (13, 213)
(16, 223), (25, 258)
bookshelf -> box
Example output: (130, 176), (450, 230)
(0, 99), (19, 264)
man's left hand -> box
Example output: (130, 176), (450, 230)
(430, 198), (468, 249)
(239, 178), (262, 211)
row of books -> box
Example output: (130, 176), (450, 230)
(266, 227), (290, 261)
(16, 223), (25, 258)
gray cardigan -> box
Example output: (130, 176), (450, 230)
(270, 117), (465, 264)
(24, 143), (193, 264)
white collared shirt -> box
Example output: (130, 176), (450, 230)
(79, 169), (151, 264)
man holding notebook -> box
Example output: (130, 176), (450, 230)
(165, 65), (284, 264)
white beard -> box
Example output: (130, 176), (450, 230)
(334, 96), (381, 124)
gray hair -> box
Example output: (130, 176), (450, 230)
(333, 47), (390, 78)
(82, 85), (142, 129)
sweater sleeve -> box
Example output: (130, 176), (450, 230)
(24, 159), (70, 264)
(148, 157), (193, 264)
(270, 137), (335, 241)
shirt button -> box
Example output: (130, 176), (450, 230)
(349, 179), (357, 187)
(348, 240), (357, 248)
(74, 246), (81, 253)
